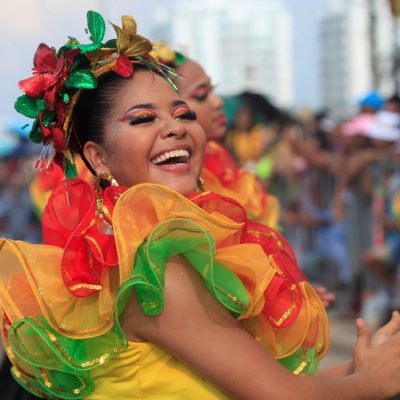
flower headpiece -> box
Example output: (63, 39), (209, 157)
(15, 11), (177, 177)
(150, 41), (187, 68)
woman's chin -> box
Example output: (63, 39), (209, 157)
(156, 176), (197, 195)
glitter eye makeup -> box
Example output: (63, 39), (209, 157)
(118, 110), (157, 126)
(188, 82), (217, 103)
(172, 106), (197, 121)
(189, 86), (210, 102)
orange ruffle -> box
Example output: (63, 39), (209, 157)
(202, 141), (280, 230)
(1, 181), (328, 361)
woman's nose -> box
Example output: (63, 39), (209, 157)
(160, 119), (187, 139)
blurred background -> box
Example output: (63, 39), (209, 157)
(1, 0), (400, 395)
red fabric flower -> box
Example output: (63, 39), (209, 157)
(38, 111), (66, 152)
(18, 43), (77, 111)
(42, 179), (126, 297)
(113, 54), (134, 78)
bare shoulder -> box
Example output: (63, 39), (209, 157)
(120, 255), (240, 343)
(118, 256), (322, 399)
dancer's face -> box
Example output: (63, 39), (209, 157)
(84, 70), (206, 195)
(176, 59), (227, 141)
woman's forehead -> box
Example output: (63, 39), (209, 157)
(176, 61), (208, 91)
(118, 70), (181, 105)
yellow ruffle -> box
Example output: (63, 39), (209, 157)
(0, 183), (328, 372)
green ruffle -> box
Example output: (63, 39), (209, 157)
(116, 218), (250, 318)
(278, 347), (319, 375)
(6, 217), (320, 398)
(6, 218), (250, 399)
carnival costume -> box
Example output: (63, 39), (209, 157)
(202, 140), (280, 229)
(0, 12), (329, 399)
(152, 42), (281, 230)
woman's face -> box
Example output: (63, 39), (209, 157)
(85, 70), (206, 195)
(176, 59), (227, 141)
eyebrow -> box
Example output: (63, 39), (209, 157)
(126, 103), (155, 112)
(188, 78), (211, 93)
(172, 100), (189, 107)
(125, 100), (189, 113)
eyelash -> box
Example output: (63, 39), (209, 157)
(128, 113), (155, 125)
(175, 110), (197, 121)
(193, 93), (208, 102)
(127, 110), (197, 125)
(192, 85), (217, 103)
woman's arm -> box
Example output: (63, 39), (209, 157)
(121, 256), (400, 400)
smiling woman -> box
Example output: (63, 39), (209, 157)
(1, 9), (400, 400)
(74, 69), (206, 194)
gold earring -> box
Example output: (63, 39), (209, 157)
(93, 172), (118, 218)
(197, 176), (205, 192)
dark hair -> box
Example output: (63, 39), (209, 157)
(70, 72), (127, 174)
(387, 93), (400, 105)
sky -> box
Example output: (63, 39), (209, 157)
(0, 0), (328, 125)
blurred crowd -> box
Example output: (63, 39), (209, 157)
(0, 128), (41, 244)
(224, 90), (400, 332)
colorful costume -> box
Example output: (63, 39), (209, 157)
(203, 140), (281, 230)
(1, 180), (328, 398)
(29, 158), (91, 217)
(1, 11), (328, 399)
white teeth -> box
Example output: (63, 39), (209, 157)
(151, 149), (189, 165)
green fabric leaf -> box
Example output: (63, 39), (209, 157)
(70, 55), (87, 72)
(65, 70), (97, 89)
(68, 42), (101, 54)
(41, 109), (54, 126)
(14, 96), (45, 118)
(103, 39), (117, 48)
(87, 10), (105, 44)
(29, 122), (43, 144)
(64, 158), (78, 179)
(175, 52), (186, 66)
(58, 43), (76, 57)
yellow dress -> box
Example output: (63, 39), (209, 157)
(89, 341), (228, 399)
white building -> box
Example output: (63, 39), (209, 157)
(320, 0), (395, 118)
(161, 0), (293, 108)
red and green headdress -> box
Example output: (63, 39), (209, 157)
(14, 11), (176, 178)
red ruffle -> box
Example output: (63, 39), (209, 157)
(190, 192), (305, 328)
(42, 179), (126, 297)
(40, 179), (305, 328)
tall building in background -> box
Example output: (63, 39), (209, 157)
(320, 0), (394, 118)
(158, 0), (293, 108)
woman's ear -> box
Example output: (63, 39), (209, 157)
(83, 141), (109, 175)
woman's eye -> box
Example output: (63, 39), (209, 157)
(128, 114), (155, 125)
(192, 92), (208, 102)
(175, 110), (197, 121)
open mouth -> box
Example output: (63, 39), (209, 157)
(151, 149), (190, 166)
